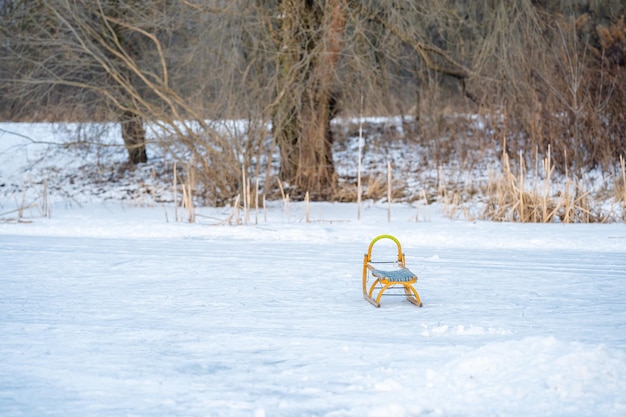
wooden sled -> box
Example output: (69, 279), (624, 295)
(362, 234), (422, 308)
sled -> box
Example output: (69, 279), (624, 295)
(362, 234), (422, 308)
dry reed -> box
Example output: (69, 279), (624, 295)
(615, 155), (626, 221)
(181, 160), (196, 223)
(481, 146), (617, 223)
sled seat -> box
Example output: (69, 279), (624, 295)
(362, 234), (422, 308)
(370, 267), (417, 282)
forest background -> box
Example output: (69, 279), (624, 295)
(1, 0), (625, 222)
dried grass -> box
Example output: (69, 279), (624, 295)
(481, 146), (617, 223)
(615, 155), (626, 221)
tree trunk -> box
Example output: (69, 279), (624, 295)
(273, 0), (345, 199)
(120, 110), (148, 164)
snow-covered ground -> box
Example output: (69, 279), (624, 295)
(1, 123), (626, 417)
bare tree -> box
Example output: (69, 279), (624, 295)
(266, 0), (345, 199)
(1, 0), (156, 163)
(2, 0), (247, 203)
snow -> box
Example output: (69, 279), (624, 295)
(1, 123), (626, 416)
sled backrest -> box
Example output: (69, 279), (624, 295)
(364, 234), (406, 267)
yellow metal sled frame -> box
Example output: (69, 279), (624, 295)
(362, 234), (422, 308)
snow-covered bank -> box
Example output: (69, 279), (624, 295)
(3, 121), (625, 223)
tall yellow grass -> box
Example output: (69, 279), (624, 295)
(481, 146), (616, 223)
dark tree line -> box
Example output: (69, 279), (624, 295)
(1, 0), (625, 202)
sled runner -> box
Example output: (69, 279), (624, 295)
(362, 234), (422, 308)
